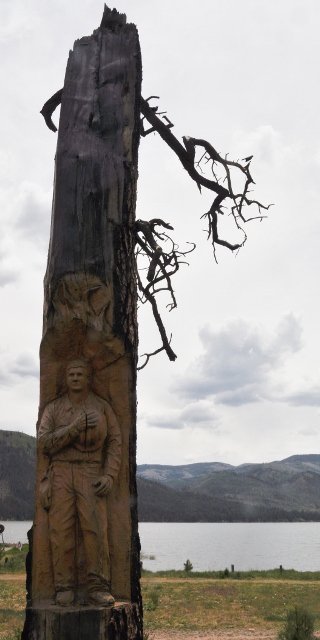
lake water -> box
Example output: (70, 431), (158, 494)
(2, 521), (320, 572)
(0, 521), (32, 545)
(139, 522), (320, 572)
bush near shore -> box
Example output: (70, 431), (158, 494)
(142, 568), (320, 581)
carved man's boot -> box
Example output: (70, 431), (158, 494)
(88, 591), (115, 606)
(55, 590), (74, 606)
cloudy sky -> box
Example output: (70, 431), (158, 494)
(1, 0), (320, 467)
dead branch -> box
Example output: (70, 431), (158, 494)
(136, 267), (177, 362)
(135, 219), (195, 365)
(140, 97), (270, 255)
(40, 88), (63, 132)
(137, 344), (168, 371)
(141, 97), (228, 197)
(140, 96), (174, 137)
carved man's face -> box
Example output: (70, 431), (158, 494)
(67, 366), (89, 393)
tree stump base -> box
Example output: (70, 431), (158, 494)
(22, 602), (142, 640)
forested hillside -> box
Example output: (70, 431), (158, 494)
(1, 430), (320, 522)
(137, 477), (320, 522)
(0, 430), (36, 520)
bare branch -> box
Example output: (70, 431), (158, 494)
(135, 218), (196, 364)
(140, 96), (270, 258)
(137, 97), (270, 366)
(141, 97), (229, 198)
(136, 268), (177, 362)
(137, 342), (171, 371)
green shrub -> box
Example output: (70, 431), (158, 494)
(144, 586), (161, 611)
(278, 606), (315, 640)
(183, 559), (193, 573)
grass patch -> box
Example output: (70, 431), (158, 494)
(0, 545), (28, 575)
(0, 577), (25, 639)
(142, 576), (320, 633)
(2, 567), (320, 637)
(142, 567), (320, 581)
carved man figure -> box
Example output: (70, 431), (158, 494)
(38, 359), (121, 607)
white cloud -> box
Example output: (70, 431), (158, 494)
(13, 181), (52, 247)
(0, 181), (51, 287)
(175, 313), (303, 406)
(0, 242), (19, 286)
(233, 126), (300, 169)
(0, 0), (40, 43)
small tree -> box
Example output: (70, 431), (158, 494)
(278, 606), (315, 640)
(183, 559), (193, 573)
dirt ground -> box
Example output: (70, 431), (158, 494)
(152, 632), (320, 640)
(151, 632), (277, 639)
(2, 574), (320, 640)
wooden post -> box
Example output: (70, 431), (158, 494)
(231, 564), (234, 573)
(280, 565), (283, 575)
(22, 6), (142, 639)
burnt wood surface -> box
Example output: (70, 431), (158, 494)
(22, 603), (142, 640)
(25, 6), (143, 639)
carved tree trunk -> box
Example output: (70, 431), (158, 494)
(22, 7), (142, 640)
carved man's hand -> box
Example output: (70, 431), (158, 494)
(73, 410), (99, 433)
(92, 475), (114, 496)
(86, 410), (100, 429)
(72, 410), (86, 432)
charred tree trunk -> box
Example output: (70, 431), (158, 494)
(22, 7), (142, 640)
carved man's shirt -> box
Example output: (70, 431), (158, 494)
(38, 392), (121, 479)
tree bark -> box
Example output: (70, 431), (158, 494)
(22, 6), (142, 639)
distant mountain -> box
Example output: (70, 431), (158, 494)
(0, 430), (36, 520)
(137, 462), (232, 483)
(137, 457), (320, 519)
(137, 456), (320, 484)
(1, 429), (320, 522)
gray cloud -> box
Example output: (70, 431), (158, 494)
(148, 414), (184, 430)
(0, 371), (10, 386)
(146, 400), (221, 431)
(0, 268), (18, 287)
(10, 352), (39, 378)
(299, 427), (319, 437)
(175, 314), (303, 406)
(14, 182), (51, 247)
(284, 388), (320, 408)
(0, 248), (19, 287)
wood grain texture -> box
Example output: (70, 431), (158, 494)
(25, 7), (143, 639)
(22, 603), (142, 640)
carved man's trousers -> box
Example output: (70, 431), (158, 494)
(49, 461), (110, 594)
